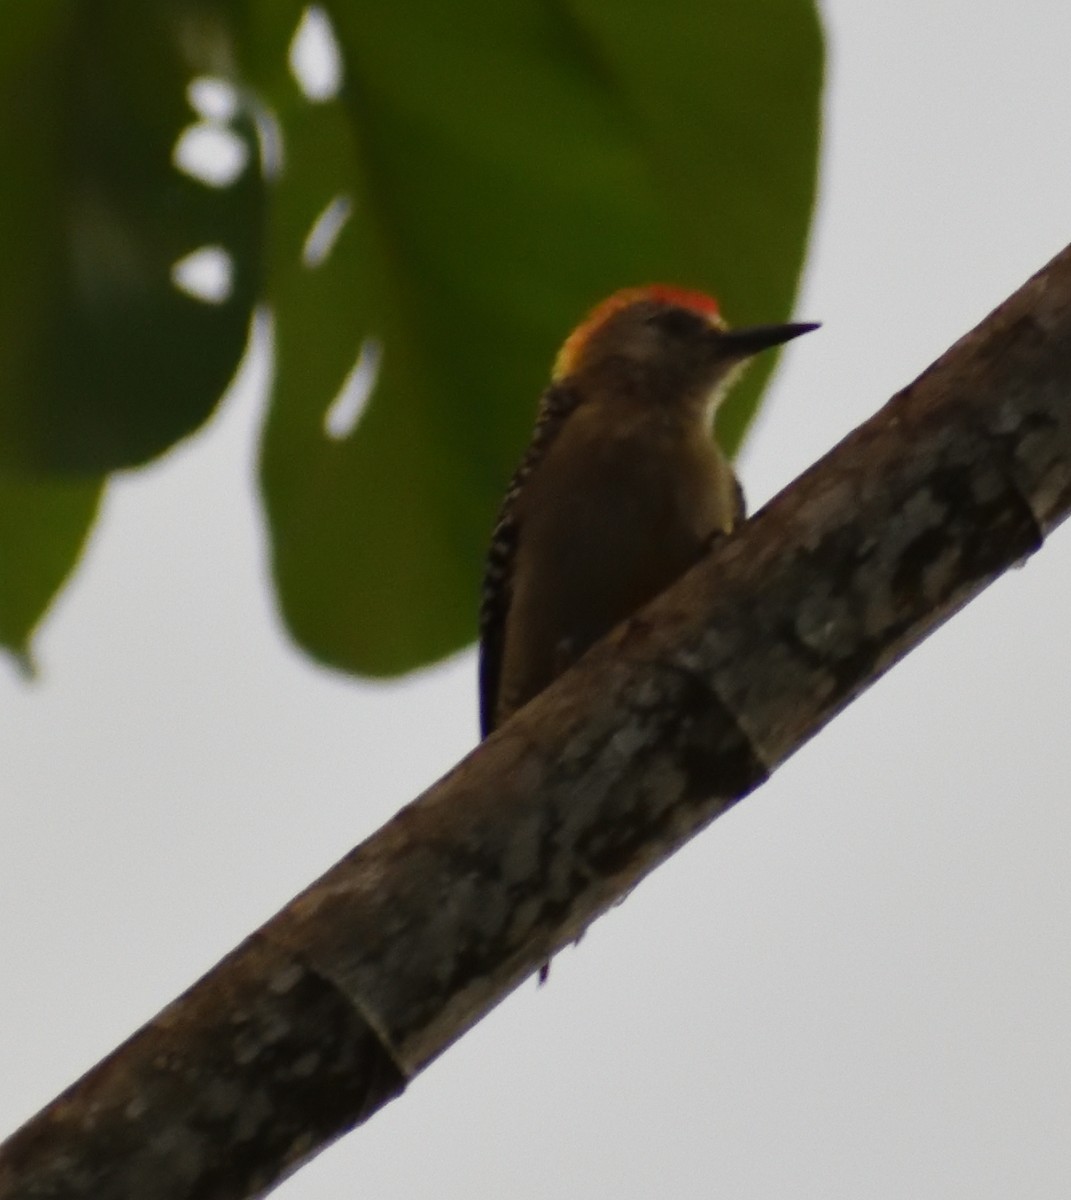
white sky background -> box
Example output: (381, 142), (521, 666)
(3, 1), (1071, 1196)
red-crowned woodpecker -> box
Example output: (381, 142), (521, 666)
(479, 286), (817, 737)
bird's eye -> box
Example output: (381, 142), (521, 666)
(650, 307), (707, 339)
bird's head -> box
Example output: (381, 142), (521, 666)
(552, 285), (818, 414)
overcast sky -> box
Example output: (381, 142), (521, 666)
(3, 2), (1071, 1197)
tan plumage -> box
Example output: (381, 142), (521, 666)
(479, 287), (817, 738)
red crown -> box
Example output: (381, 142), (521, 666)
(553, 285), (721, 380)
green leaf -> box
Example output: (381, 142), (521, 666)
(260, 0), (823, 677)
(0, 470), (102, 664)
(0, 0), (264, 473)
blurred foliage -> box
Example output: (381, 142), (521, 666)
(0, 0), (822, 673)
(0, 472), (101, 668)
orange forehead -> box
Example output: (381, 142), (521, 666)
(552, 285), (721, 380)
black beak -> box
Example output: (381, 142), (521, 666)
(716, 321), (820, 359)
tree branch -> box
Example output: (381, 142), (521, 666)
(4, 243), (1071, 1200)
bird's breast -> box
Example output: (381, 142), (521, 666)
(498, 412), (735, 717)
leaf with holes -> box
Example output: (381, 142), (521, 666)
(258, 0), (823, 678)
(0, 1), (265, 474)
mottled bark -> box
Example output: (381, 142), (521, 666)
(4, 242), (1071, 1200)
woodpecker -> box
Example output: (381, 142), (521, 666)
(479, 285), (818, 738)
